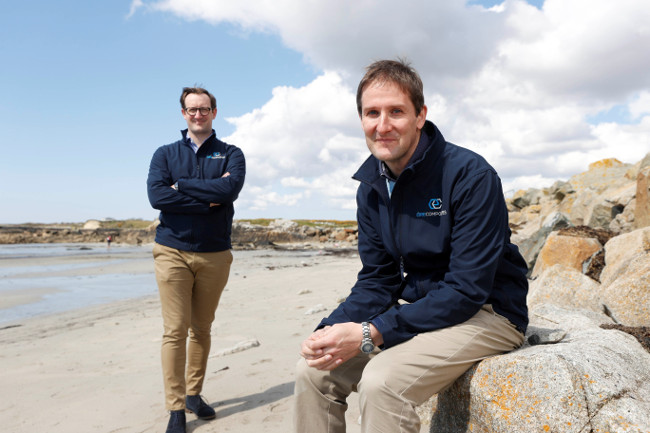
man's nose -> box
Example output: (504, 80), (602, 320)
(377, 113), (392, 132)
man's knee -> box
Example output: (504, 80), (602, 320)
(162, 316), (191, 341)
(295, 358), (341, 398)
(295, 358), (321, 387)
(295, 357), (309, 379)
(358, 357), (394, 399)
(189, 321), (212, 339)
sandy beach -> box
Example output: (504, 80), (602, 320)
(0, 245), (389, 433)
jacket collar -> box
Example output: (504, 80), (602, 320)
(180, 129), (221, 153)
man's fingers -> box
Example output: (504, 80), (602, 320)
(300, 338), (325, 358)
(306, 353), (334, 368)
(308, 355), (344, 371)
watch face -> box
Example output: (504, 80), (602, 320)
(361, 342), (374, 353)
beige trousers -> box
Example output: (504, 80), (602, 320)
(293, 305), (524, 433)
(153, 243), (233, 411)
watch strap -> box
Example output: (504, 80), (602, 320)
(360, 321), (375, 353)
(362, 322), (371, 340)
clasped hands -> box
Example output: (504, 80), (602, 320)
(300, 322), (382, 371)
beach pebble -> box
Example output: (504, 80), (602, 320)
(305, 304), (327, 315)
(210, 339), (261, 357)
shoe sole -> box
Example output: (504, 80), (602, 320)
(185, 409), (216, 420)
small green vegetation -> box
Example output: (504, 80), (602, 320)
(235, 219), (356, 229)
(237, 219), (274, 227)
(294, 219), (357, 228)
(100, 219), (153, 229)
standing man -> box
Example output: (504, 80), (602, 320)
(147, 87), (245, 433)
(294, 60), (528, 432)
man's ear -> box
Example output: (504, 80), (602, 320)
(417, 105), (428, 129)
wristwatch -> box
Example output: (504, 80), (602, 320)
(360, 322), (375, 354)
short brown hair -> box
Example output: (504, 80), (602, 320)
(356, 59), (424, 116)
(180, 87), (217, 110)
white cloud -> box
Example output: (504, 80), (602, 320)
(590, 117), (650, 163)
(126, 0), (144, 18)
(222, 71), (367, 215)
(135, 0), (650, 219)
(630, 91), (650, 120)
(240, 185), (304, 212)
(500, 0), (650, 100)
(138, 0), (507, 83)
(502, 174), (558, 196)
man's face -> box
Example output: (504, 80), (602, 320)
(360, 81), (427, 176)
(182, 93), (217, 137)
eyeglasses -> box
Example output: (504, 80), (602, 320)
(184, 107), (213, 116)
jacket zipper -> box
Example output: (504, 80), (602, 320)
(191, 151), (201, 247)
(388, 178), (407, 284)
(395, 197), (406, 284)
(392, 173), (411, 284)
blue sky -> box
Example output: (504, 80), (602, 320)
(1, 0), (649, 224)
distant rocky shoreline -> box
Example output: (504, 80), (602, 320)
(0, 219), (359, 250)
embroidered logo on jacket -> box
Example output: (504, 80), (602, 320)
(208, 152), (226, 159)
(416, 198), (447, 218)
(429, 198), (442, 210)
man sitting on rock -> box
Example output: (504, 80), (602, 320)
(293, 59), (529, 433)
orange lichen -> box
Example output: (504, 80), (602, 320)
(476, 366), (545, 428)
(588, 158), (623, 169)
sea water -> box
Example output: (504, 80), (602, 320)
(0, 243), (157, 325)
(0, 243), (340, 325)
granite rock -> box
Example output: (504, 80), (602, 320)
(530, 232), (601, 278)
(429, 305), (650, 433)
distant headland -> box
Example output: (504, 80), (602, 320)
(0, 218), (359, 250)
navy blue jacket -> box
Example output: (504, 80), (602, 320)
(147, 130), (245, 252)
(319, 121), (528, 348)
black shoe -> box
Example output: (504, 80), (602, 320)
(165, 410), (186, 433)
(185, 394), (216, 420)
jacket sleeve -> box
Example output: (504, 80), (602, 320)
(146, 146), (212, 214)
(318, 185), (403, 328)
(371, 170), (509, 348)
(176, 147), (246, 205)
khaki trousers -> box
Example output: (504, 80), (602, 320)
(153, 243), (233, 411)
(293, 305), (524, 433)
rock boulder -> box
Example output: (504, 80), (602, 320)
(429, 304), (650, 433)
(530, 232), (601, 278)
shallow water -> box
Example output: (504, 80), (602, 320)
(0, 243), (156, 324)
(0, 243), (341, 324)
